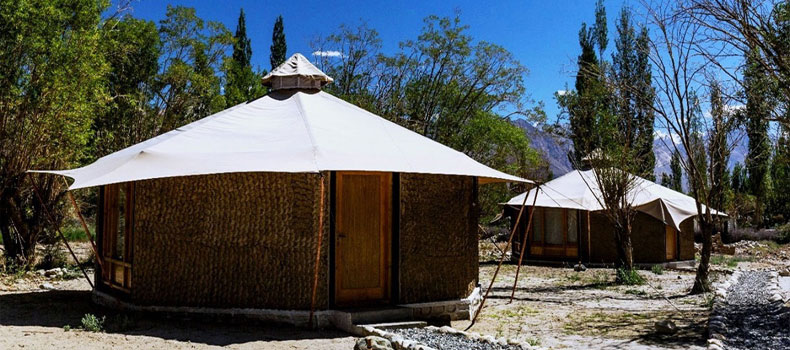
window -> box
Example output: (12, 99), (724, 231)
(544, 208), (564, 245)
(531, 208), (543, 242)
(102, 183), (134, 292)
(567, 210), (578, 243)
(526, 207), (579, 258)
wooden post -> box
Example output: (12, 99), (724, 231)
(61, 176), (104, 273)
(509, 185), (540, 302)
(465, 182), (536, 331)
(28, 173), (94, 289)
(309, 174), (326, 328)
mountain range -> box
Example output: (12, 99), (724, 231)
(511, 119), (748, 181)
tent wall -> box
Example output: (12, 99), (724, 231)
(589, 212), (671, 264)
(398, 174), (478, 304)
(509, 206), (695, 265)
(631, 212), (668, 263)
(679, 218), (695, 261)
(127, 172), (330, 309)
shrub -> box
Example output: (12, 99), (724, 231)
(81, 314), (104, 332)
(36, 243), (67, 270)
(777, 223), (790, 244)
(651, 265), (664, 275)
(63, 325), (71, 332)
(616, 268), (645, 285)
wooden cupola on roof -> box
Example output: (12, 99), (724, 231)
(261, 53), (334, 91)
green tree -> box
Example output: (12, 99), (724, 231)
(92, 16), (161, 158)
(154, 5), (232, 134)
(660, 172), (672, 187)
(770, 126), (790, 223)
(743, 48), (773, 227)
(708, 82), (734, 222)
(670, 150), (683, 192)
(224, 9), (265, 107)
(270, 15), (287, 70)
(731, 162), (747, 194)
(0, 0), (108, 265)
(558, 22), (610, 165)
(612, 8), (655, 180)
(308, 15), (546, 218)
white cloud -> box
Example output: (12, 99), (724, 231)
(556, 90), (569, 96)
(312, 50), (343, 58)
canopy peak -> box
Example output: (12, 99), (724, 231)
(261, 53), (333, 91)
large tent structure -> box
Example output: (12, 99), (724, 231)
(503, 169), (725, 265)
(32, 53), (529, 328)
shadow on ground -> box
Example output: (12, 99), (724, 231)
(0, 290), (350, 347)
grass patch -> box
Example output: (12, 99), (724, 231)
(616, 268), (645, 285)
(625, 288), (647, 296)
(651, 264), (664, 275)
(60, 224), (92, 242)
(710, 254), (753, 268)
(525, 337), (541, 346)
(81, 313), (104, 332)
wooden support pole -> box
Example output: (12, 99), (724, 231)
(309, 174), (327, 328)
(28, 173), (94, 289)
(61, 177), (103, 273)
(509, 185), (540, 302)
(465, 182), (535, 331)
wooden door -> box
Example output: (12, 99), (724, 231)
(665, 225), (677, 261)
(335, 172), (392, 306)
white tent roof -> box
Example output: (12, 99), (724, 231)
(505, 169), (725, 230)
(32, 54), (528, 189)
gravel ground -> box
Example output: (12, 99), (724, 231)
(722, 271), (790, 350)
(393, 328), (519, 350)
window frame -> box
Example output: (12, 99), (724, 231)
(102, 182), (134, 292)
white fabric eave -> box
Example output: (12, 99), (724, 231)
(30, 90), (529, 189)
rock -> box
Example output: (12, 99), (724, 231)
(574, 263), (587, 272)
(655, 320), (677, 334)
(779, 268), (790, 277)
(39, 283), (55, 290)
(44, 268), (63, 278)
(36, 269), (46, 276)
(354, 336), (393, 350)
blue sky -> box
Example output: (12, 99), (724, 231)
(125, 0), (629, 121)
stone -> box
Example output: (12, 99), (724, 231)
(655, 320), (677, 334)
(39, 283), (55, 290)
(779, 268), (790, 277)
(354, 336), (394, 350)
(44, 268), (63, 278)
(574, 263), (587, 272)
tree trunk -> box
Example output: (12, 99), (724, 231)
(614, 224), (635, 271)
(1, 190), (38, 267)
(691, 219), (713, 294)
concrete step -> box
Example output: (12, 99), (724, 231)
(348, 307), (414, 325)
(353, 321), (427, 336)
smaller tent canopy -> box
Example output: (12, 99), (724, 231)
(505, 169), (725, 231)
(31, 53), (529, 189)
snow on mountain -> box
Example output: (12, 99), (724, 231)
(511, 119), (747, 180)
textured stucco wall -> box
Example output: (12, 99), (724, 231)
(130, 172), (329, 309)
(399, 174), (478, 304)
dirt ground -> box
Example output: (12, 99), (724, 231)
(456, 241), (790, 350)
(0, 242), (355, 350)
(1, 240), (788, 349)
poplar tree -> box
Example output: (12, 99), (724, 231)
(670, 150), (683, 192)
(270, 15), (287, 70)
(743, 48), (772, 227)
(611, 7), (655, 180)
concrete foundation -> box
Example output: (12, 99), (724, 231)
(92, 287), (482, 333)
